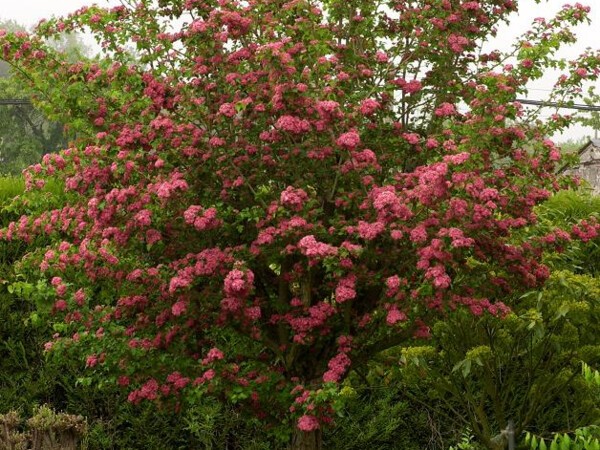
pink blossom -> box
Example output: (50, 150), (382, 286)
(298, 235), (338, 259)
(425, 265), (451, 289)
(335, 275), (356, 303)
(183, 205), (221, 231)
(448, 34), (469, 53)
(461, 1), (480, 10)
(86, 354), (99, 367)
(402, 133), (420, 145)
(443, 152), (470, 165)
(203, 347), (224, 364)
(140, 379), (159, 400)
(336, 131), (361, 149)
(359, 98), (380, 115)
(54, 300), (67, 311)
(323, 352), (351, 382)
(297, 415), (320, 431)
(402, 79), (422, 94)
(386, 308), (407, 325)
(410, 225), (428, 243)
(56, 284), (67, 297)
(134, 209), (152, 227)
(245, 306), (262, 320)
(172, 300), (187, 316)
(275, 115), (311, 134)
(224, 268), (254, 297)
(375, 51), (388, 62)
(280, 186), (309, 211)
(315, 100), (340, 118)
(434, 102), (456, 116)
(218, 103), (237, 117)
(146, 229), (162, 244)
(357, 221), (385, 240)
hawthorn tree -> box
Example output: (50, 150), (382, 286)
(1, 0), (600, 448)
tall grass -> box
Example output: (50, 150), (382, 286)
(0, 176), (25, 203)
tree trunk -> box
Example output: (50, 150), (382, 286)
(290, 429), (322, 450)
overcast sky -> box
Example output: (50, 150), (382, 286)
(1, 0), (598, 140)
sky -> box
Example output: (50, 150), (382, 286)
(1, 0), (599, 141)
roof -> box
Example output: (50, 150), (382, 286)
(578, 139), (600, 155)
(558, 138), (600, 173)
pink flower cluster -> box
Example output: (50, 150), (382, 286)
(336, 130), (361, 149)
(434, 102), (457, 116)
(149, 171), (189, 199)
(183, 205), (221, 231)
(385, 275), (406, 298)
(571, 218), (599, 243)
(386, 306), (407, 325)
(275, 115), (311, 134)
(369, 187), (413, 222)
(202, 347), (225, 365)
(323, 352), (351, 383)
(297, 235), (338, 260)
(297, 415), (320, 431)
(335, 275), (356, 303)
(271, 301), (336, 343)
(280, 186), (309, 211)
(448, 34), (470, 53)
(224, 268), (255, 298)
(452, 296), (511, 318)
(128, 378), (159, 404)
(166, 371), (190, 390)
(438, 227), (475, 248)
(356, 221), (385, 240)
(425, 264), (451, 289)
(359, 98), (380, 115)
(341, 149), (380, 173)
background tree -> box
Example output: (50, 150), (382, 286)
(0, 1), (599, 449)
(575, 88), (600, 139)
(0, 19), (90, 175)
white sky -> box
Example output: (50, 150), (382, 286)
(1, 0), (598, 141)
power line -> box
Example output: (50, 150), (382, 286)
(1, 97), (600, 112)
(0, 98), (31, 105)
(516, 99), (600, 112)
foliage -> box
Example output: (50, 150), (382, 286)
(536, 190), (600, 276)
(524, 364), (600, 450)
(0, 0), (599, 446)
(393, 278), (600, 448)
(322, 382), (431, 450)
(392, 189), (600, 449)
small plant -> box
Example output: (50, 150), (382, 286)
(524, 363), (600, 450)
(0, 411), (27, 450)
(448, 429), (482, 450)
(0, 406), (87, 450)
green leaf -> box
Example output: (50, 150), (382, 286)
(555, 303), (570, 319)
(462, 359), (471, 378)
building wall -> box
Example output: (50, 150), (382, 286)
(566, 144), (600, 194)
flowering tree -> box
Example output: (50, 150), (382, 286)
(1, 0), (600, 448)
